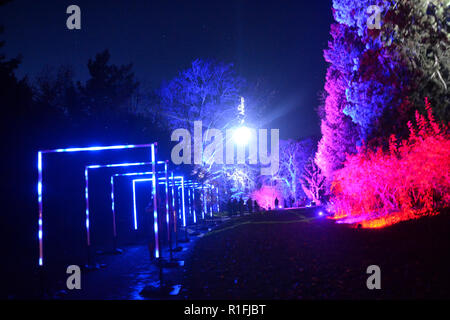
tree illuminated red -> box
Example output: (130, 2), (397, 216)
(330, 99), (450, 228)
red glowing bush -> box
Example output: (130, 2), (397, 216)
(330, 99), (450, 228)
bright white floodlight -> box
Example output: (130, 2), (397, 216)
(233, 126), (251, 145)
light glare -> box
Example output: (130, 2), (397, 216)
(233, 126), (251, 145)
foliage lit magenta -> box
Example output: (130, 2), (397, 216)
(250, 185), (283, 210)
(330, 100), (450, 228)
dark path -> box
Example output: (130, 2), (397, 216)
(61, 242), (190, 300)
(53, 225), (208, 299)
(20, 209), (450, 300)
(182, 209), (450, 299)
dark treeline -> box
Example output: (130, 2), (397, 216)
(0, 34), (173, 296)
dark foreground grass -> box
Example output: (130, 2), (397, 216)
(182, 209), (450, 299)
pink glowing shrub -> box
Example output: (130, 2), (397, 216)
(330, 99), (450, 228)
(250, 185), (283, 210)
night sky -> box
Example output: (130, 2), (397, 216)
(0, 0), (333, 140)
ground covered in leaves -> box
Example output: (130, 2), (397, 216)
(182, 208), (450, 299)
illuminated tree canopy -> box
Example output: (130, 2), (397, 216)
(316, 0), (450, 185)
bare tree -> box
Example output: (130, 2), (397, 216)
(159, 59), (245, 133)
(273, 139), (315, 202)
(301, 157), (326, 204)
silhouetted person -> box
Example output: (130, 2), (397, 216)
(232, 198), (238, 216)
(300, 197), (306, 207)
(226, 199), (232, 217)
(247, 197), (253, 214)
(194, 194), (202, 218)
(254, 200), (260, 213)
(239, 197), (244, 215)
(274, 197), (279, 209)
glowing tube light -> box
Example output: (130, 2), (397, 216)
(85, 168), (90, 245)
(159, 176), (185, 181)
(87, 162), (152, 169)
(210, 193), (213, 217)
(189, 188), (195, 224)
(36, 142), (156, 266)
(164, 162), (170, 228)
(44, 143), (155, 153)
(37, 152), (43, 266)
(187, 188), (190, 221)
(118, 171), (156, 177)
(178, 193), (182, 220)
(202, 185), (206, 219)
(131, 178), (152, 230)
(170, 171), (177, 242)
(208, 187), (213, 217)
(85, 161), (153, 244)
(111, 177), (117, 237)
(180, 177), (186, 227)
(131, 177), (154, 230)
(216, 187), (220, 213)
(111, 171), (153, 231)
(130, 175), (184, 230)
(193, 187), (198, 223)
(129, 170), (170, 242)
(187, 188), (195, 223)
(132, 180), (138, 229)
(110, 170), (155, 233)
(161, 175), (186, 227)
(151, 144), (159, 259)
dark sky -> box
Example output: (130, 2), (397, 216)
(0, 0), (333, 140)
